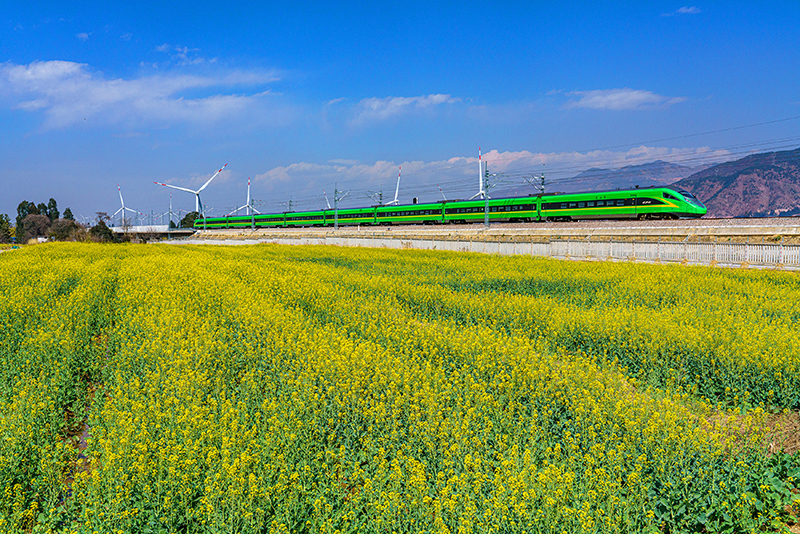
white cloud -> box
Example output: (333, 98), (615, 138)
(565, 88), (687, 110)
(155, 44), (216, 66)
(663, 6), (701, 16)
(0, 60), (281, 129)
(76, 33), (89, 41)
(351, 94), (461, 125)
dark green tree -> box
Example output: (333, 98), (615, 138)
(89, 219), (116, 242)
(0, 214), (11, 243)
(46, 198), (59, 221)
(36, 202), (48, 217)
(180, 211), (199, 228)
(63, 207), (75, 221)
(15, 201), (38, 242)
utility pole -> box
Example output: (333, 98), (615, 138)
(540, 163), (545, 194)
(484, 171), (503, 228)
(524, 164), (546, 195)
(333, 183), (349, 230)
(367, 187), (384, 205)
(484, 170), (491, 227)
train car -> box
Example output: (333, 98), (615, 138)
(195, 186), (705, 229)
(443, 198), (537, 224)
(539, 187), (706, 221)
(286, 210), (326, 227)
(376, 202), (444, 225)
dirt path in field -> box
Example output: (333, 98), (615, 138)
(766, 412), (800, 455)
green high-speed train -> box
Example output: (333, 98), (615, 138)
(195, 186), (706, 229)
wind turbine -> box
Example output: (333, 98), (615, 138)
(384, 166), (402, 206)
(322, 190), (332, 210)
(227, 177), (261, 216)
(154, 163), (227, 218)
(159, 194), (176, 228)
(114, 185), (141, 227)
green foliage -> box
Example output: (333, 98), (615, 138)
(15, 201), (38, 242)
(180, 211), (199, 228)
(14, 199), (66, 241)
(0, 214), (11, 244)
(63, 207), (74, 221)
(46, 198), (59, 221)
(88, 220), (116, 242)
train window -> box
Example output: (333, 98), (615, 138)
(597, 200), (604, 207)
(560, 203), (567, 209)
(587, 201), (595, 207)
(569, 203), (576, 208)
(578, 202), (585, 208)
(616, 199), (625, 206)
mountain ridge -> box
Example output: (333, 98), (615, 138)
(671, 148), (800, 217)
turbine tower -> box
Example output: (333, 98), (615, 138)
(469, 147), (488, 200)
(114, 185), (140, 227)
(227, 177), (261, 216)
(154, 163), (227, 218)
(384, 166), (402, 206)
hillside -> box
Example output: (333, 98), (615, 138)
(561, 160), (698, 192)
(672, 148), (800, 218)
(493, 160), (698, 198)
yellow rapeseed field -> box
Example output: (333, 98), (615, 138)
(1, 243), (799, 533)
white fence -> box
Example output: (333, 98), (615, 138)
(256, 236), (800, 269)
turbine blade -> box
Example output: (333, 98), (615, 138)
(154, 181), (196, 194)
(198, 163), (227, 193)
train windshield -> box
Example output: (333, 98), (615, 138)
(677, 190), (705, 207)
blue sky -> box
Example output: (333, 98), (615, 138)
(2, 1), (799, 222)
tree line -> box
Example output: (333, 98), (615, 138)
(0, 198), (199, 244)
